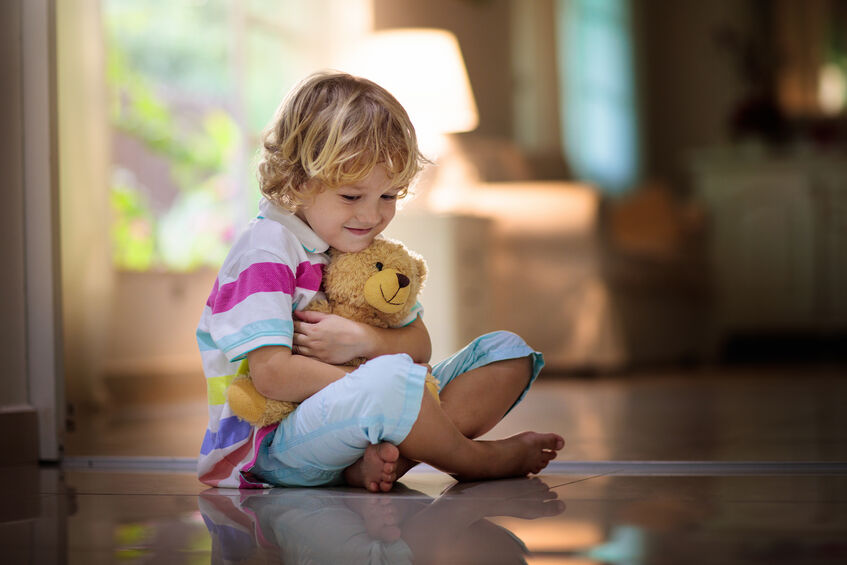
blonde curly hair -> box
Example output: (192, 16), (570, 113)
(257, 71), (426, 211)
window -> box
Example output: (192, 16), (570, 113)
(104, 0), (371, 271)
(557, 0), (640, 195)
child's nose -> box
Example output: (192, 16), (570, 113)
(357, 203), (381, 224)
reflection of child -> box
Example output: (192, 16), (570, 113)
(196, 71), (563, 491)
(197, 477), (564, 563)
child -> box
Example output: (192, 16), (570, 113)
(197, 71), (563, 491)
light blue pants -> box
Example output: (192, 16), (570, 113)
(250, 331), (544, 487)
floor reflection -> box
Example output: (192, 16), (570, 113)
(11, 366), (847, 563)
(198, 477), (564, 564)
(5, 465), (847, 563)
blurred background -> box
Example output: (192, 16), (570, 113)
(3, 0), (847, 460)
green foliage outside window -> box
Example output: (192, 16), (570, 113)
(110, 174), (156, 271)
(105, 0), (241, 272)
(104, 0), (323, 271)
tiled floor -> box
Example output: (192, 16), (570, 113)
(5, 464), (846, 563)
(6, 363), (847, 563)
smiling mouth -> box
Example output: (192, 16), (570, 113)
(345, 227), (372, 235)
(380, 286), (404, 305)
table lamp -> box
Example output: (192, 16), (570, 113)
(341, 28), (479, 208)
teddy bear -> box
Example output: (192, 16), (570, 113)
(226, 236), (440, 428)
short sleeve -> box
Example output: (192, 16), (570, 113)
(206, 249), (297, 362)
(396, 301), (424, 327)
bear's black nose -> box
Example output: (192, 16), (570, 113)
(397, 273), (410, 288)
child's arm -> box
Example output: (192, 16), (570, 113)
(361, 315), (431, 362)
(247, 345), (356, 403)
(292, 311), (432, 365)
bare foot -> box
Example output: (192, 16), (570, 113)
(456, 432), (564, 482)
(344, 443), (400, 492)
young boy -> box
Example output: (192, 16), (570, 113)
(197, 71), (563, 491)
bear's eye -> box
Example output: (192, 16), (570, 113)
(375, 262), (384, 271)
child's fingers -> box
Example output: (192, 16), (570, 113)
(291, 340), (312, 357)
(294, 310), (329, 323)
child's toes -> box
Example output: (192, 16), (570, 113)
(376, 442), (399, 464)
(541, 434), (564, 450)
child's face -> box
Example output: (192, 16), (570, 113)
(296, 165), (399, 253)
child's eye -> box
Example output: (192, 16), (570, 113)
(381, 194), (398, 200)
(340, 194), (359, 201)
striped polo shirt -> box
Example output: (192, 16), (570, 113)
(196, 198), (330, 488)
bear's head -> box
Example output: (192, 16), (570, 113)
(322, 237), (427, 328)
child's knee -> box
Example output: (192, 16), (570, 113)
(481, 330), (540, 392)
(487, 330), (530, 350)
(515, 355), (534, 382)
(479, 331), (535, 365)
(348, 353), (424, 409)
(495, 356), (533, 389)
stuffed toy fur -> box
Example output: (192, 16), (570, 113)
(227, 236), (439, 428)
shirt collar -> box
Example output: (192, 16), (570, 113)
(258, 198), (329, 254)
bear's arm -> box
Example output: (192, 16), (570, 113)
(304, 299), (332, 315)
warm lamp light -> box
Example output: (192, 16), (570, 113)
(342, 28), (479, 148)
(819, 63), (847, 116)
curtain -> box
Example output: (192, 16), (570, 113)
(556, 0), (640, 195)
(57, 0), (115, 410)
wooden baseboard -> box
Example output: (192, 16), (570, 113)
(0, 405), (38, 464)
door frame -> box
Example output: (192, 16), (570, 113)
(23, 0), (64, 462)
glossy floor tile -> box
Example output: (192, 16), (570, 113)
(3, 464), (846, 564)
(65, 364), (847, 462)
(22, 365), (847, 563)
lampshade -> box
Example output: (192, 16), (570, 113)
(342, 28), (479, 138)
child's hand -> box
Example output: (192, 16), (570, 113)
(293, 310), (371, 365)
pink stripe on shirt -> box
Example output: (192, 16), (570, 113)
(207, 262), (296, 314)
(296, 261), (323, 292)
(206, 261), (323, 314)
